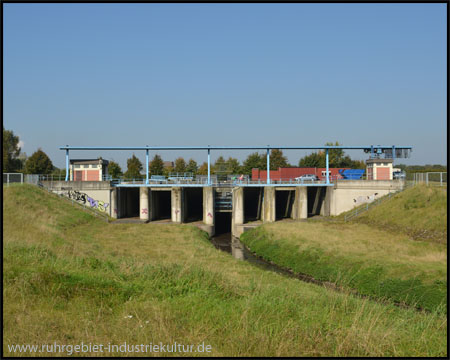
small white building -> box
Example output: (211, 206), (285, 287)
(366, 158), (393, 180)
(70, 158), (109, 181)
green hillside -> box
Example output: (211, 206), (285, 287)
(3, 184), (447, 357)
(354, 184), (447, 243)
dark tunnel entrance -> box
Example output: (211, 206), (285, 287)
(117, 188), (139, 218)
(215, 212), (232, 235)
(184, 188), (203, 222)
(244, 187), (263, 223)
(150, 190), (171, 220)
(276, 190), (295, 220)
(307, 187), (326, 217)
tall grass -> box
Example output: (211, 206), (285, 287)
(354, 184), (447, 243)
(3, 184), (447, 357)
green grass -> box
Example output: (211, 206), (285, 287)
(240, 186), (447, 312)
(3, 184), (448, 357)
(354, 184), (447, 243)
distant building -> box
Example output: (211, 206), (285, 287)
(70, 158), (109, 181)
(252, 167), (350, 181)
(366, 158), (393, 180)
(163, 161), (174, 168)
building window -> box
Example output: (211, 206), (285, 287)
(74, 164), (81, 169)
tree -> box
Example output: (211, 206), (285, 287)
(298, 151), (325, 167)
(242, 152), (265, 176)
(270, 149), (289, 170)
(163, 164), (174, 178)
(174, 157), (186, 173)
(186, 159), (198, 175)
(3, 126), (22, 172)
(213, 156), (227, 175)
(108, 161), (123, 178)
(24, 149), (53, 174)
(149, 154), (164, 176)
(124, 154), (143, 179)
(298, 142), (366, 169)
(197, 162), (209, 175)
(227, 157), (241, 174)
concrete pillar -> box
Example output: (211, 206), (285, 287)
(110, 188), (118, 219)
(203, 187), (214, 225)
(171, 187), (183, 223)
(292, 187), (308, 220)
(139, 187), (149, 221)
(231, 187), (244, 237)
(262, 187), (276, 222)
(149, 189), (158, 221)
(320, 187), (331, 217)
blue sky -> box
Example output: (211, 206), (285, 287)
(3, 3), (447, 169)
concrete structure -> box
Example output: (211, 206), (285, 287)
(139, 187), (149, 221)
(366, 158), (394, 180)
(41, 176), (405, 243)
(328, 180), (403, 215)
(69, 158), (109, 181)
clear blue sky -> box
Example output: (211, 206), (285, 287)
(3, 3), (447, 169)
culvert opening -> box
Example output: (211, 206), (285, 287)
(117, 187), (140, 218)
(276, 190), (295, 220)
(151, 190), (171, 220)
(307, 187), (325, 216)
(244, 187), (263, 223)
(215, 212), (232, 235)
(184, 188), (203, 222)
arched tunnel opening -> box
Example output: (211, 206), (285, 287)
(276, 190), (295, 220)
(150, 190), (171, 220)
(244, 187), (263, 223)
(307, 187), (326, 217)
(117, 188), (140, 218)
(184, 188), (203, 222)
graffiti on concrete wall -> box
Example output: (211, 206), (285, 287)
(353, 192), (379, 204)
(68, 190), (109, 212)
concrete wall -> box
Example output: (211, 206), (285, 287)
(292, 187), (308, 219)
(42, 181), (112, 216)
(262, 187), (276, 222)
(329, 180), (404, 216)
(231, 187), (244, 238)
(171, 188), (183, 223)
(139, 187), (149, 221)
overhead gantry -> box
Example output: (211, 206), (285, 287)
(59, 145), (412, 186)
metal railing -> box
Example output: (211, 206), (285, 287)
(3, 173), (24, 184)
(412, 172), (447, 186)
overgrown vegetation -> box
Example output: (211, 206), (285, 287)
(3, 184), (447, 357)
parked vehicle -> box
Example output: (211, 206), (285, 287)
(295, 174), (319, 181)
(393, 171), (406, 179)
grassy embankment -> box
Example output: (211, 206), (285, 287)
(354, 184), (447, 243)
(241, 184), (447, 313)
(3, 184), (447, 357)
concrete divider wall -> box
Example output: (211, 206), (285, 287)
(41, 181), (113, 216)
(329, 180), (404, 216)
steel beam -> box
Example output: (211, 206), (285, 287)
(266, 147), (270, 185)
(207, 147), (211, 186)
(326, 149), (329, 185)
(145, 149), (149, 184)
(65, 149), (69, 181)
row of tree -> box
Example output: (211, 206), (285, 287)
(3, 127), (55, 174)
